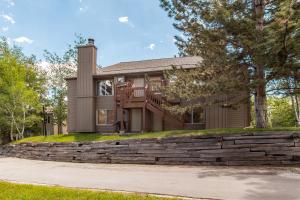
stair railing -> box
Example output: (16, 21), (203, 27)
(145, 87), (184, 127)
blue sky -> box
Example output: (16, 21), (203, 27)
(0, 0), (181, 67)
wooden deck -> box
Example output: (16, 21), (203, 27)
(115, 83), (184, 131)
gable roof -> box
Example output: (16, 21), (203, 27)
(96, 56), (202, 76)
(65, 56), (202, 80)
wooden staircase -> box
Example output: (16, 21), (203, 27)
(116, 83), (184, 130)
(145, 89), (184, 129)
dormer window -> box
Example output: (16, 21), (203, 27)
(97, 80), (114, 96)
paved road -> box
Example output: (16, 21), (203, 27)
(0, 157), (300, 200)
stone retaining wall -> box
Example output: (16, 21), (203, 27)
(1, 132), (300, 166)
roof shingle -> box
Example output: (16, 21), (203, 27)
(96, 56), (202, 76)
(66, 56), (202, 80)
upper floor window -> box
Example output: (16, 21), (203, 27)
(97, 80), (113, 96)
(117, 76), (125, 83)
(149, 77), (162, 92)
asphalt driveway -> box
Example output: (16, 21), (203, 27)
(0, 157), (300, 200)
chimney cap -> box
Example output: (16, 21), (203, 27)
(88, 38), (94, 45)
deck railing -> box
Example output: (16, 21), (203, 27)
(117, 85), (146, 103)
(116, 83), (183, 127)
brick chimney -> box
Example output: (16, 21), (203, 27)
(75, 38), (97, 132)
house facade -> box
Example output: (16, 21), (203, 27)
(66, 39), (250, 133)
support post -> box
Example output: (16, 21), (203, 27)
(120, 109), (125, 132)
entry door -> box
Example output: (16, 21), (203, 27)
(131, 108), (142, 132)
(133, 78), (145, 97)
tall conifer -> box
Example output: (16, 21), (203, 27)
(160, 0), (300, 128)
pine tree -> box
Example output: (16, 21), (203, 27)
(160, 0), (300, 128)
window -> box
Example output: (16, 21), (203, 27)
(117, 76), (125, 83)
(97, 80), (113, 96)
(97, 109), (115, 125)
(184, 107), (205, 124)
(149, 77), (162, 92)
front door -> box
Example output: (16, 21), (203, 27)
(131, 108), (142, 132)
(133, 78), (145, 97)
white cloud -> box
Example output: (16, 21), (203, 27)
(1, 14), (15, 24)
(6, 37), (11, 44)
(79, 6), (88, 12)
(4, 0), (15, 6)
(13, 36), (33, 44)
(118, 16), (134, 28)
(78, 0), (88, 12)
(147, 43), (156, 50)
(118, 16), (129, 23)
(0, 27), (8, 32)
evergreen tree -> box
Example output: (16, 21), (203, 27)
(160, 0), (300, 128)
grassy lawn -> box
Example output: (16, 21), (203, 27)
(0, 181), (176, 200)
(14, 127), (300, 144)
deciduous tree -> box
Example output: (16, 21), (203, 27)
(0, 38), (44, 140)
(44, 34), (86, 134)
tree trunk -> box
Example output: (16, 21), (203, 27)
(57, 123), (62, 135)
(290, 92), (300, 127)
(254, 82), (267, 128)
(19, 105), (26, 139)
(253, 0), (267, 128)
(10, 121), (14, 141)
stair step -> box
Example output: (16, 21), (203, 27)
(146, 102), (183, 128)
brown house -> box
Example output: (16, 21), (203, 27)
(66, 39), (250, 133)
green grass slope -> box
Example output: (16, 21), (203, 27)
(14, 127), (300, 144)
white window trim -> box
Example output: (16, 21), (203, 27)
(97, 80), (114, 96)
(96, 109), (114, 126)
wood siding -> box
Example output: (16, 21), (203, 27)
(131, 108), (142, 132)
(205, 94), (250, 129)
(67, 79), (77, 132)
(75, 45), (97, 132)
(151, 112), (163, 131)
(96, 96), (115, 109)
(205, 104), (228, 129)
(76, 98), (95, 132)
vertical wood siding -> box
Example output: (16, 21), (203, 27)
(67, 79), (77, 132)
(75, 45), (97, 132)
(205, 94), (250, 129)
